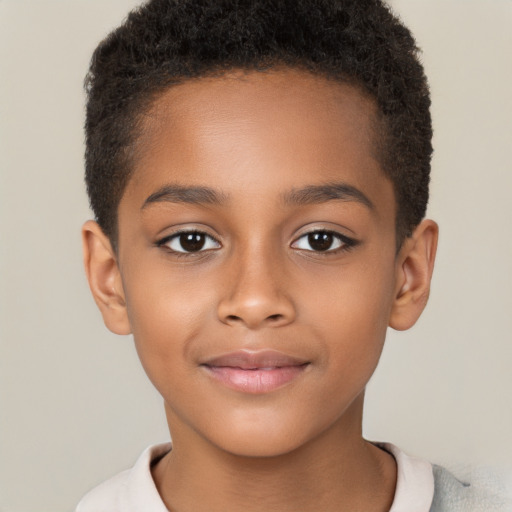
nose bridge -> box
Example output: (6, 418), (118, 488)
(217, 238), (295, 329)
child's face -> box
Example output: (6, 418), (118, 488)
(92, 69), (427, 457)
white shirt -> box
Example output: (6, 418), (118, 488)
(76, 442), (434, 512)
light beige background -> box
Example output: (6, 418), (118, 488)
(0, 1), (511, 511)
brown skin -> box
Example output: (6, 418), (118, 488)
(83, 69), (438, 512)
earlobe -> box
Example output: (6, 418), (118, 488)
(389, 219), (438, 331)
(82, 220), (131, 335)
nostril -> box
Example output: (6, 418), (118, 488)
(218, 297), (295, 328)
(224, 313), (283, 325)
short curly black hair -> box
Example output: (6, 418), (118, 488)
(85, 0), (432, 249)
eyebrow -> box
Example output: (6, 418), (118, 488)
(142, 184), (228, 209)
(142, 181), (374, 211)
(283, 182), (374, 210)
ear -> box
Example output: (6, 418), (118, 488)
(389, 219), (439, 331)
(82, 220), (131, 335)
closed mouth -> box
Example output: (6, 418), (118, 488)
(202, 349), (309, 369)
(201, 350), (310, 393)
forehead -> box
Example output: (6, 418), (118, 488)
(123, 68), (392, 215)
(147, 68), (376, 127)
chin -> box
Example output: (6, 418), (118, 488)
(216, 432), (306, 459)
(204, 414), (319, 459)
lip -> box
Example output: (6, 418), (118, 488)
(201, 350), (310, 394)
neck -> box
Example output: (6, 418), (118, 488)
(152, 397), (396, 512)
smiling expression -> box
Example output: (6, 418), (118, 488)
(108, 69), (404, 456)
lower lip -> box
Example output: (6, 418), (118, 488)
(203, 365), (308, 394)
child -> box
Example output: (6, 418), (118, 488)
(77, 0), (506, 510)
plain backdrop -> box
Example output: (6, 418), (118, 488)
(0, 1), (511, 511)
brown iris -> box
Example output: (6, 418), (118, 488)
(179, 232), (206, 252)
(308, 232), (334, 251)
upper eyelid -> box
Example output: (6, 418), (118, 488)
(158, 227), (220, 243)
(291, 229), (358, 251)
(292, 228), (353, 242)
(157, 230), (222, 257)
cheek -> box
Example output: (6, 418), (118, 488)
(304, 254), (395, 326)
(122, 268), (214, 383)
(303, 259), (396, 376)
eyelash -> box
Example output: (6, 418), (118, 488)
(156, 229), (221, 257)
(156, 229), (358, 256)
(292, 230), (359, 255)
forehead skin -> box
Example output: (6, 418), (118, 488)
(122, 69), (395, 230)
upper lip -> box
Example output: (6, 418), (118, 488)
(201, 349), (309, 369)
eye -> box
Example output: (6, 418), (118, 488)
(159, 231), (221, 253)
(292, 230), (355, 253)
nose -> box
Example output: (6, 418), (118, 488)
(217, 248), (296, 330)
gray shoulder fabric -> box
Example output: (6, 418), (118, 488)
(430, 465), (510, 512)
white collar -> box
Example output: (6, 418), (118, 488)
(376, 442), (434, 512)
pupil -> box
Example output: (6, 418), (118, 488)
(308, 232), (333, 251)
(180, 233), (205, 252)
